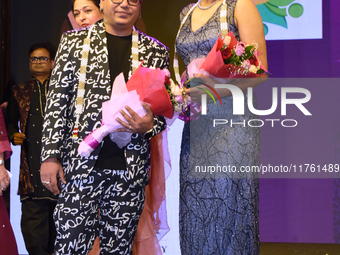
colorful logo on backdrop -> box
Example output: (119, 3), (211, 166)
(254, 0), (322, 40)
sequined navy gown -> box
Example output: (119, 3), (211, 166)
(176, 1), (260, 254)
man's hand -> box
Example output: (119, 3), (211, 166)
(115, 103), (154, 135)
(0, 165), (10, 196)
(40, 158), (66, 195)
(13, 132), (26, 145)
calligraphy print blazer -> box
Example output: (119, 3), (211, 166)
(41, 20), (170, 182)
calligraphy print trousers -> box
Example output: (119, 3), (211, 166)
(53, 168), (146, 255)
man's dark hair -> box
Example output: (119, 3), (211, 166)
(28, 43), (56, 60)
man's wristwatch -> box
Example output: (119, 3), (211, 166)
(142, 127), (154, 140)
(0, 159), (4, 165)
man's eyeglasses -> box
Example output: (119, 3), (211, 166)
(111, 0), (140, 7)
(29, 57), (50, 63)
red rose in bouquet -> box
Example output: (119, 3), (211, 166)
(187, 31), (268, 81)
(249, 55), (260, 67)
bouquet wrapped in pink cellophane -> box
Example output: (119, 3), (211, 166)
(187, 31), (268, 83)
(78, 65), (174, 157)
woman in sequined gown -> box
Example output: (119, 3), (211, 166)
(175, 0), (267, 254)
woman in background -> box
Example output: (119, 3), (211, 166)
(175, 0), (267, 254)
(0, 108), (18, 255)
(68, 0), (146, 33)
(72, 0), (103, 28)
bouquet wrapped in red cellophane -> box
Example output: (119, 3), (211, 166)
(187, 31), (268, 83)
(176, 31), (268, 121)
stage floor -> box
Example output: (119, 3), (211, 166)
(261, 243), (340, 254)
(17, 243), (340, 255)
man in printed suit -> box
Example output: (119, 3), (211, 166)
(40, 0), (169, 254)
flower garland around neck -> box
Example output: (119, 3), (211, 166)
(72, 24), (140, 139)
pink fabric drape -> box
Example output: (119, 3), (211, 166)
(133, 130), (171, 254)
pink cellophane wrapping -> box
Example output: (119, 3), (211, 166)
(126, 65), (174, 119)
(78, 64), (174, 157)
(103, 73), (146, 148)
(78, 73), (146, 157)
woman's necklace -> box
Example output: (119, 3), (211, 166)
(173, 0), (228, 85)
(72, 23), (140, 139)
(198, 0), (220, 10)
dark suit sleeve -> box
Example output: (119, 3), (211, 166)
(5, 88), (20, 143)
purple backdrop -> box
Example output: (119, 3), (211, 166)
(258, 0), (340, 243)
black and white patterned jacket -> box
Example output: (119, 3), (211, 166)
(41, 20), (169, 182)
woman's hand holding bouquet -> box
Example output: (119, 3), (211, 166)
(179, 31), (268, 118)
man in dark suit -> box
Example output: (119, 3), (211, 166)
(6, 42), (57, 255)
(40, 0), (169, 254)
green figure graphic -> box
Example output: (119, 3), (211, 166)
(255, 0), (304, 35)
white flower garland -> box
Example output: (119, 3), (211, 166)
(72, 26), (140, 139)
